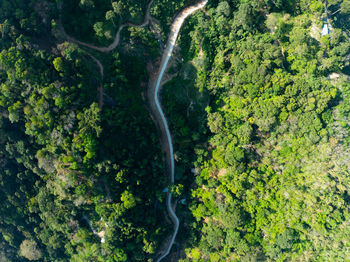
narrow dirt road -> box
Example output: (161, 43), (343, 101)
(148, 1), (208, 261)
(60, 0), (154, 53)
(59, 0), (153, 107)
(87, 53), (104, 108)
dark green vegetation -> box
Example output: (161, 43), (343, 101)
(158, 0), (350, 261)
(0, 0), (187, 261)
(61, 0), (150, 44)
(1, 0), (350, 261)
(61, 0), (193, 46)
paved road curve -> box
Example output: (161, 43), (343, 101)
(152, 1), (208, 261)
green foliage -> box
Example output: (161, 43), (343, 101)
(340, 0), (350, 13)
(166, 0), (350, 261)
(1, 0), (350, 261)
(0, 0), (167, 261)
(120, 190), (136, 209)
(53, 57), (64, 72)
(170, 184), (184, 197)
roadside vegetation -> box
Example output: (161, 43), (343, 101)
(0, 0), (177, 261)
(160, 0), (350, 261)
(1, 0), (350, 261)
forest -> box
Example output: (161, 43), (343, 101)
(165, 0), (350, 261)
(0, 0), (187, 261)
(0, 0), (350, 261)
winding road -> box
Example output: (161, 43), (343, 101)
(149, 1), (208, 261)
(61, 0), (208, 260)
(60, 0), (154, 53)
